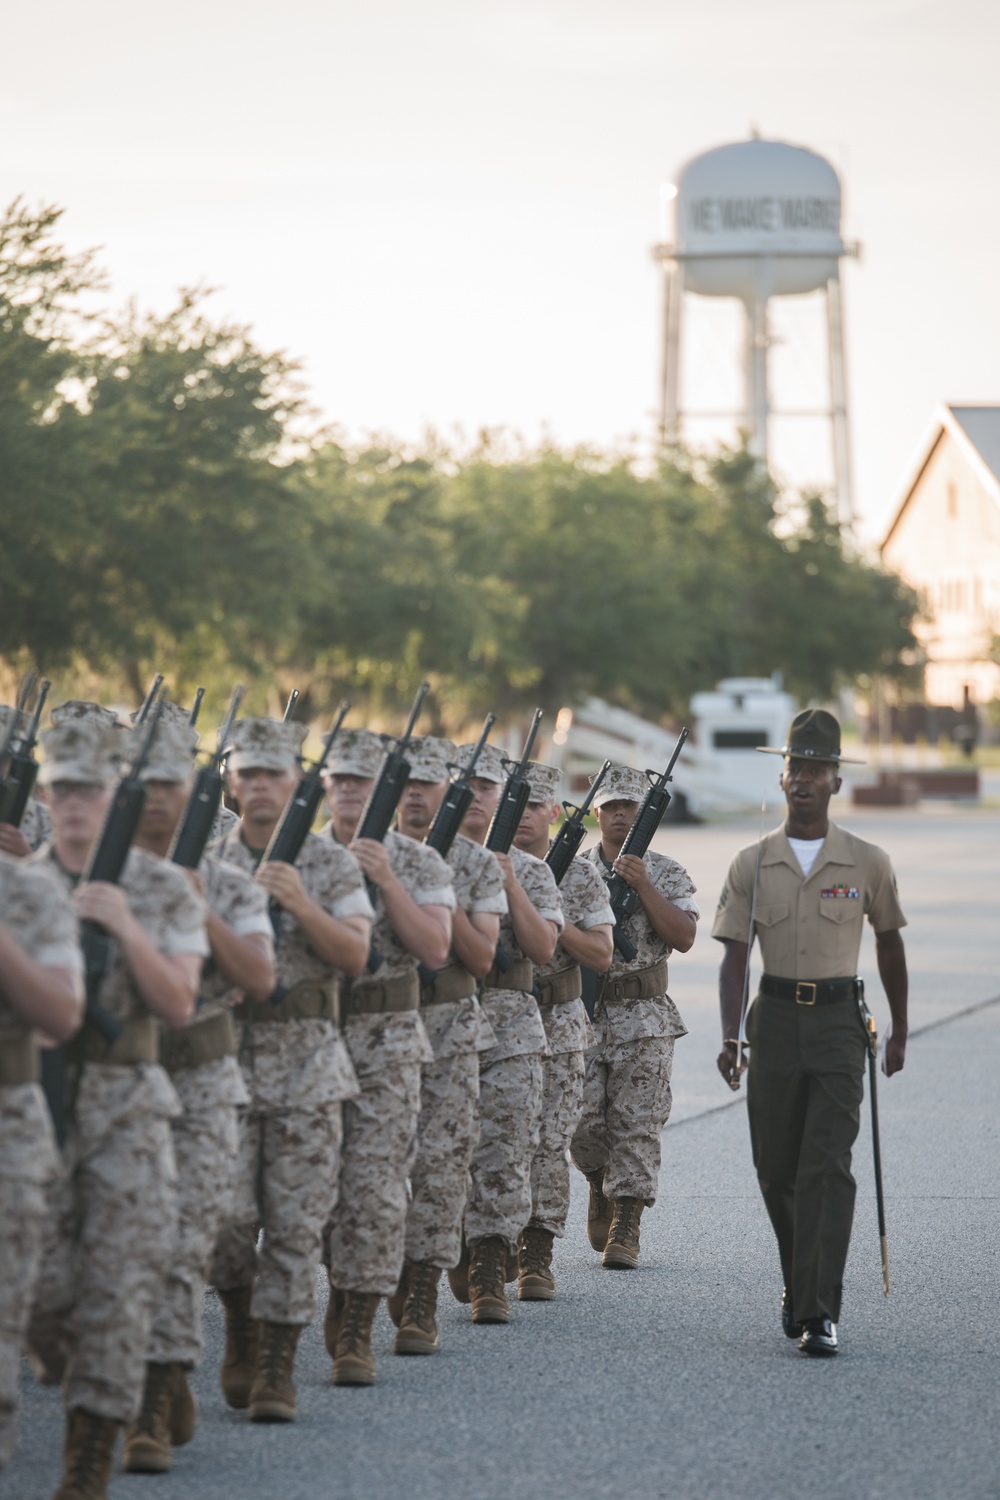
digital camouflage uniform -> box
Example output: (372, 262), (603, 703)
(405, 831), (503, 1270)
(531, 854), (611, 1237)
(326, 827), (452, 1296)
(146, 854), (270, 1368)
(30, 845), (207, 1423)
(208, 828), (368, 1326)
(466, 847), (563, 1252)
(0, 858), (81, 1467)
(570, 845), (698, 1206)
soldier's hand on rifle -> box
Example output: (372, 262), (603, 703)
(493, 852), (517, 894)
(0, 825), (32, 859)
(73, 882), (136, 939)
(255, 861), (308, 916)
(350, 838), (393, 889)
(613, 854), (650, 892)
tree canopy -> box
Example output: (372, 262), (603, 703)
(0, 201), (920, 726)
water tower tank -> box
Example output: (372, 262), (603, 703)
(655, 136), (856, 525)
(676, 140), (844, 300)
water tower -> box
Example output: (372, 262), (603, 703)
(654, 137), (859, 526)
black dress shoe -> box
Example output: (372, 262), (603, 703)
(798, 1318), (838, 1357)
(781, 1288), (803, 1340)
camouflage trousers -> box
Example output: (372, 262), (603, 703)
(326, 1061), (423, 1297)
(28, 1109), (178, 1423)
(570, 1037), (676, 1206)
(404, 1048), (481, 1270)
(210, 1103), (343, 1326)
(529, 1050), (586, 1237)
(0, 1087), (58, 1469)
(146, 1098), (240, 1367)
(465, 1052), (544, 1253)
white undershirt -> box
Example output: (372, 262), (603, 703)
(787, 836), (825, 878)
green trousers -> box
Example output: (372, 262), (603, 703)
(746, 993), (867, 1323)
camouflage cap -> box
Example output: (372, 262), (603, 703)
(407, 735), (456, 784)
(50, 700), (124, 732)
(0, 704), (29, 740)
(127, 720), (199, 783)
(591, 764), (649, 808)
(128, 700), (196, 733)
(324, 728), (386, 779)
(524, 760), (562, 805)
(226, 716), (306, 773)
(38, 717), (121, 787)
(455, 741), (506, 784)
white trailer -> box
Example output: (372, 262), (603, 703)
(548, 677), (796, 819)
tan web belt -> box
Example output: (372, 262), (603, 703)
(482, 958), (534, 993)
(342, 971), (420, 1018)
(420, 963), (476, 1008)
(160, 1008), (238, 1074)
(0, 1033), (39, 1087)
(535, 965), (583, 1006)
(77, 1015), (159, 1067)
(603, 960), (668, 1003)
(237, 979), (341, 1027)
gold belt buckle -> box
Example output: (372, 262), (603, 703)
(795, 981), (817, 1006)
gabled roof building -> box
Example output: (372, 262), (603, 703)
(881, 404), (1000, 708)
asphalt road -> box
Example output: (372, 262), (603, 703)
(13, 802), (1000, 1500)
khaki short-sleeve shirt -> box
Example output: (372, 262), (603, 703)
(712, 821), (907, 980)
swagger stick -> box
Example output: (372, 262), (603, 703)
(728, 797), (766, 1091)
(866, 1012), (890, 1296)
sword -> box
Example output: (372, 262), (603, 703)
(858, 980), (890, 1296)
(728, 797), (766, 1091)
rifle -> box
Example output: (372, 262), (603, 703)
(262, 701), (351, 871)
(168, 686), (245, 870)
(545, 759), (611, 887)
(282, 689), (300, 723)
(136, 674), (165, 725)
(0, 676), (51, 829)
(425, 714), (496, 860)
(601, 727), (689, 962)
(485, 709), (543, 856)
(483, 709), (543, 974)
(41, 699), (165, 1143)
(350, 683), (430, 974)
(188, 688), (205, 727)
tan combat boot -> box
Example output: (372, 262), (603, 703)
(332, 1292), (381, 1385)
(167, 1363), (197, 1447)
(323, 1286), (344, 1359)
(387, 1260), (412, 1328)
(517, 1224), (556, 1300)
(51, 1407), (121, 1500)
(393, 1262), (441, 1355)
(446, 1236), (471, 1304)
(122, 1361), (174, 1472)
(602, 1197), (644, 1269)
(218, 1285), (257, 1410)
(248, 1321), (301, 1422)
(586, 1170), (613, 1252)
(468, 1236), (510, 1324)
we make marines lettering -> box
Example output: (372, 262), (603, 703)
(687, 196), (839, 234)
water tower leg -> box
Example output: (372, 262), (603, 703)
(827, 272), (855, 529)
(659, 262), (683, 446)
(743, 279), (769, 463)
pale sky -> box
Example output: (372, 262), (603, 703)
(4, 0), (998, 540)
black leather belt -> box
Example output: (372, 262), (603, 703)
(761, 974), (856, 1006)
